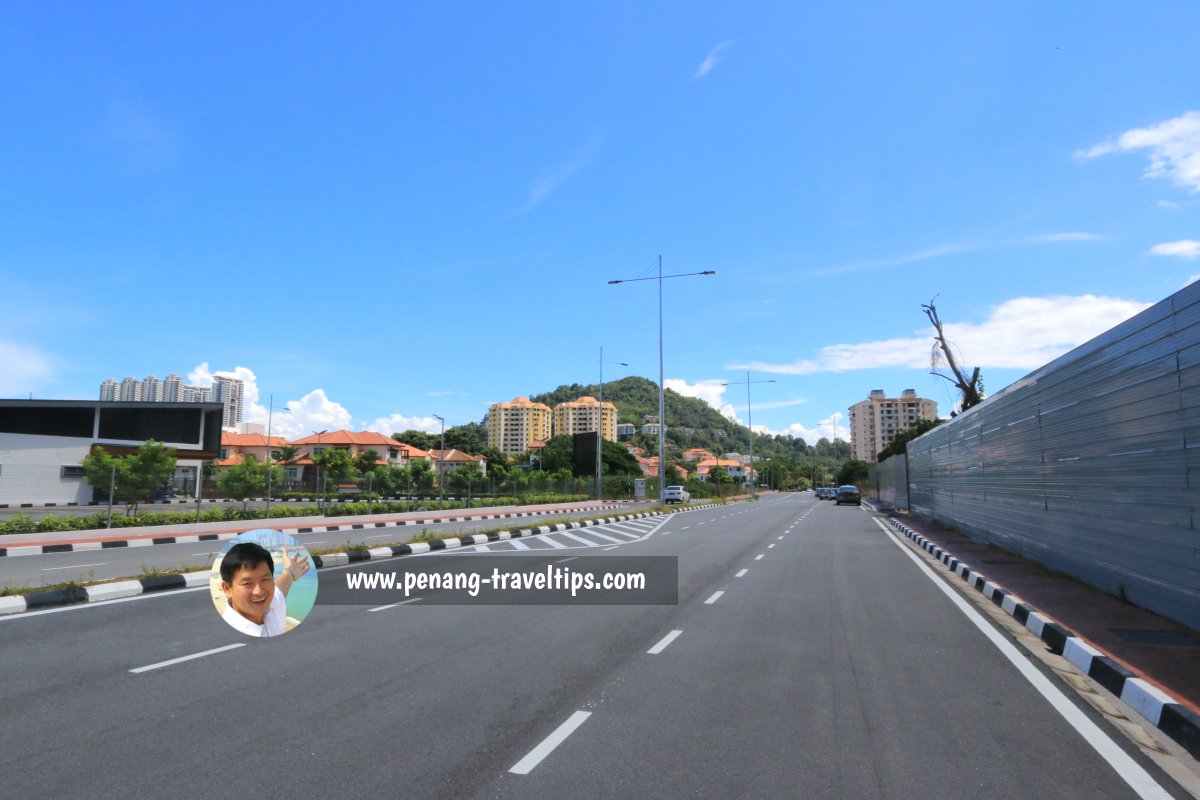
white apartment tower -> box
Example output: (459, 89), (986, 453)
(118, 377), (141, 402)
(99, 379), (118, 401)
(212, 375), (245, 428)
(849, 389), (938, 462)
(162, 373), (184, 402)
(141, 375), (163, 403)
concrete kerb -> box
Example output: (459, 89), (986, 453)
(0, 502), (731, 618)
(879, 512), (1200, 762)
(0, 503), (627, 558)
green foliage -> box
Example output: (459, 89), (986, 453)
(313, 447), (355, 486)
(875, 418), (943, 462)
(82, 439), (177, 514)
(353, 449), (381, 473)
(392, 430), (435, 451)
(836, 459), (871, 486)
(443, 422), (487, 454)
(216, 454), (287, 509)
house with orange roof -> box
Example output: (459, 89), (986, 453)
(217, 432), (291, 467)
(289, 430), (427, 467)
(682, 448), (714, 462)
(427, 449), (487, 482)
(695, 458), (749, 483)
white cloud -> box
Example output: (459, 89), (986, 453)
(759, 413), (849, 446)
(664, 378), (740, 422)
(731, 294), (1151, 375)
(1159, 200), (1181, 209)
(1077, 111), (1200, 192)
(1185, 275), (1200, 288)
(1027, 232), (1107, 243)
(1148, 240), (1200, 260)
(366, 414), (443, 437)
(522, 135), (601, 211)
(187, 362), (357, 439)
(695, 42), (732, 78)
(0, 340), (55, 396)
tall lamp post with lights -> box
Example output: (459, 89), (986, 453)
(596, 347), (628, 500)
(609, 257), (715, 502)
(722, 372), (776, 499)
(433, 414), (446, 501)
(312, 429), (328, 514)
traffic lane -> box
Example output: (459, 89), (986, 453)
(479, 501), (1184, 800)
(0, 501), (786, 796)
(0, 504), (650, 586)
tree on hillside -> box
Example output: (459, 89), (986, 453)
(393, 430), (435, 451)
(924, 299), (984, 415)
(82, 439), (177, 514)
(444, 422), (487, 454)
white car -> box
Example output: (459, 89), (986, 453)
(663, 486), (690, 504)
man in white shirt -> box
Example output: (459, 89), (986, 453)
(219, 542), (310, 637)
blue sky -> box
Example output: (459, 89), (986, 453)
(3, 2), (1198, 443)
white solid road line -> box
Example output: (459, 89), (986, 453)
(872, 517), (1173, 800)
(509, 710), (593, 775)
(130, 643), (245, 674)
(736, 568), (749, 577)
(647, 629), (683, 654)
(704, 591), (725, 604)
(42, 562), (108, 571)
(368, 597), (423, 613)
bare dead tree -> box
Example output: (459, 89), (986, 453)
(923, 298), (984, 416)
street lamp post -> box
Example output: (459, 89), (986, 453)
(433, 414), (445, 501)
(596, 347), (628, 501)
(313, 429), (328, 514)
(722, 371), (776, 499)
(609, 256), (715, 502)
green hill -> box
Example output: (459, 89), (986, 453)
(527, 376), (849, 467)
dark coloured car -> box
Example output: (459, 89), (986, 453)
(835, 485), (861, 505)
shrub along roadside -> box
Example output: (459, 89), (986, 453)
(0, 494), (591, 536)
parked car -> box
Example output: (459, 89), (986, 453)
(663, 485), (691, 504)
(835, 485), (862, 505)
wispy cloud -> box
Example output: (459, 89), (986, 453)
(1149, 240), (1200, 260)
(1026, 231), (1107, 243)
(1159, 200), (1181, 209)
(1076, 110), (1200, 192)
(814, 232), (1107, 277)
(730, 294), (1150, 375)
(813, 242), (980, 276)
(521, 134), (601, 213)
(695, 42), (732, 78)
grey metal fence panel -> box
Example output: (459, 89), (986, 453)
(868, 453), (908, 509)
(902, 282), (1200, 630)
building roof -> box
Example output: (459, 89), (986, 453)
(290, 430), (403, 448)
(221, 432), (290, 448)
(427, 449), (485, 463)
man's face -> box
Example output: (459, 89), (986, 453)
(222, 562), (275, 624)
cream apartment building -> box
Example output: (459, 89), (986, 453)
(487, 397), (553, 454)
(552, 396), (617, 441)
(849, 389), (938, 462)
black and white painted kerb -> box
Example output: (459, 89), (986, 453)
(0, 503), (728, 617)
(884, 515), (1200, 761)
(0, 504), (623, 558)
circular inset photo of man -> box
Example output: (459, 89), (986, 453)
(210, 529), (317, 637)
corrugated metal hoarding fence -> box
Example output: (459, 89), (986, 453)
(904, 282), (1200, 629)
(868, 453), (908, 511)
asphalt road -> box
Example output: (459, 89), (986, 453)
(0, 493), (1190, 799)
